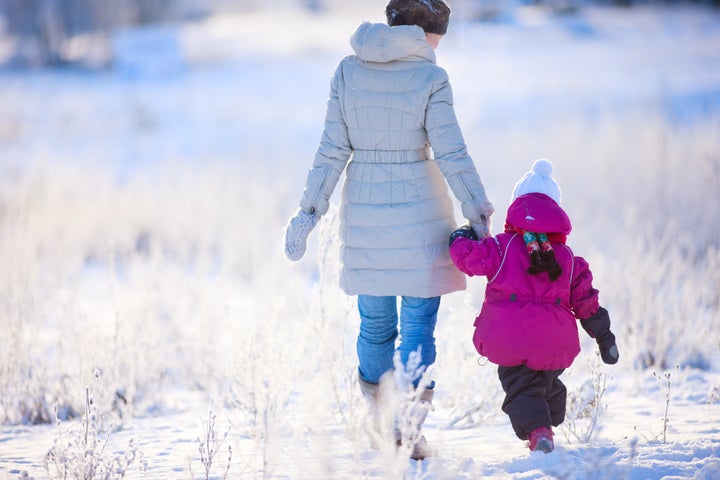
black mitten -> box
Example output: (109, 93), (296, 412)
(580, 307), (619, 365)
(449, 225), (478, 247)
(596, 330), (619, 365)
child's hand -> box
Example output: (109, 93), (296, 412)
(596, 330), (619, 364)
(449, 225), (478, 247)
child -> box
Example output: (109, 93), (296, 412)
(448, 159), (619, 453)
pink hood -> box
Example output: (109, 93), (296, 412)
(504, 193), (572, 238)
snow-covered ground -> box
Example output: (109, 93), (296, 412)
(0, 2), (719, 479)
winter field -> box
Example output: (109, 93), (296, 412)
(1, 2), (720, 479)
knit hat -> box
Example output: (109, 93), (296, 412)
(511, 158), (562, 204)
(386, 0), (451, 35)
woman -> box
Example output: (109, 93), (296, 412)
(284, 0), (493, 459)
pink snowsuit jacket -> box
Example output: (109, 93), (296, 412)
(449, 193), (600, 371)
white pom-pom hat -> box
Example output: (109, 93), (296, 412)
(511, 158), (562, 204)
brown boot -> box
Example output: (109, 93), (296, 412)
(360, 377), (436, 459)
(395, 387), (436, 460)
(358, 376), (380, 400)
(358, 377), (387, 449)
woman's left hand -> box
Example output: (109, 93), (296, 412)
(471, 214), (492, 239)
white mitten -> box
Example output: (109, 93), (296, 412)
(284, 209), (318, 261)
(471, 214), (492, 239)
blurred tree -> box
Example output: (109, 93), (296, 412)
(1, 0), (66, 66)
(134, 0), (174, 24)
(1, 0), (717, 67)
(0, 0), (176, 67)
(303, 0), (324, 14)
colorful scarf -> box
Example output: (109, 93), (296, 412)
(504, 223), (567, 245)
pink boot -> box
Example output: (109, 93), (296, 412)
(528, 426), (554, 453)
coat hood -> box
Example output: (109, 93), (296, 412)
(350, 22), (436, 64)
(506, 193), (572, 235)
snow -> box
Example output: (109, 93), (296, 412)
(1, 2), (719, 479)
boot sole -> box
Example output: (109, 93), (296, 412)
(533, 438), (554, 454)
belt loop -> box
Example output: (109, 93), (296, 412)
(415, 147), (429, 161)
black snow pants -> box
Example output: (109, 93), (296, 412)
(498, 364), (567, 440)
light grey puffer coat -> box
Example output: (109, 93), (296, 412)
(299, 22), (493, 297)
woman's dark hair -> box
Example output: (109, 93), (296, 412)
(385, 0), (451, 35)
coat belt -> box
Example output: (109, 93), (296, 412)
(351, 147), (430, 163)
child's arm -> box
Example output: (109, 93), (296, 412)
(448, 231), (502, 278)
(580, 307), (619, 364)
(570, 256), (619, 365)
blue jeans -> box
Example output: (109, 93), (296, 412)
(356, 295), (440, 388)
